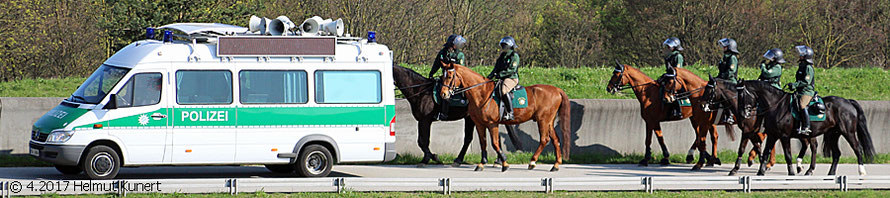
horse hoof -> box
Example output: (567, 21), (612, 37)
(451, 162), (462, 168)
(416, 163), (426, 168)
(805, 170), (814, 176)
(715, 158), (722, 166)
(431, 154), (442, 164)
(550, 166), (560, 172)
(659, 159), (671, 166)
(747, 160), (753, 167)
(796, 166), (802, 174)
(501, 165), (509, 172)
(691, 165), (702, 171)
(728, 170), (738, 176)
(528, 164), (536, 170)
(764, 167), (772, 172)
(756, 171), (765, 176)
(685, 155), (694, 164)
(474, 165), (484, 172)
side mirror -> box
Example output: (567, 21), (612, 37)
(104, 94), (118, 110)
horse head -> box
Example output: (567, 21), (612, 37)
(702, 74), (718, 111)
(735, 79), (755, 119)
(607, 60), (628, 94)
(439, 62), (464, 100)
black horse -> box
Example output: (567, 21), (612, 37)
(702, 78), (814, 176)
(736, 80), (875, 175)
(392, 65), (523, 167)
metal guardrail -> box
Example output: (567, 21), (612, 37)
(2, 175), (890, 196)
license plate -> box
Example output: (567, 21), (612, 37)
(29, 148), (39, 157)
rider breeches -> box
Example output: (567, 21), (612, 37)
(501, 78), (518, 95)
(799, 95), (813, 109)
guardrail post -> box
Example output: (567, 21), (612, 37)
(541, 178), (553, 193)
(642, 177), (653, 193)
(226, 179), (238, 195)
(837, 176), (848, 192)
(439, 178), (451, 195)
(1, 181), (7, 198)
(336, 178), (345, 194)
(739, 176), (751, 193)
(118, 180), (128, 197)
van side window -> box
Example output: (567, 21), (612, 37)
(176, 70), (233, 104)
(239, 70), (308, 104)
(115, 73), (162, 108)
(315, 70), (381, 103)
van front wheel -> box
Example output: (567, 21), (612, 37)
(296, 145), (332, 177)
(81, 145), (120, 180)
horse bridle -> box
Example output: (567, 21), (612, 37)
(608, 65), (652, 93)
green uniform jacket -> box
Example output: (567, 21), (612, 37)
(429, 48), (465, 78)
(758, 61), (783, 89)
(791, 61), (815, 96)
(717, 53), (738, 82)
(665, 51), (684, 68)
(489, 50), (520, 79)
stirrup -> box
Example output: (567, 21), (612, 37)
(797, 127), (811, 135)
(436, 113), (448, 120)
(503, 112), (514, 121)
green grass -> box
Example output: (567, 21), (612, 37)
(29, 190), (890, 197)
(2, 65), (888, 100)
(0, 154), (50, 167)
(378, 149), (890, 165)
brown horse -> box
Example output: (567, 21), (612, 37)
(607, 63), (734, 170)
(439, 62), (572, 172)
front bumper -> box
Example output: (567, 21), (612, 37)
(29, 142), (85, 166)
(383, 142), (397, 162)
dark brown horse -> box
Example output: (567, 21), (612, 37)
(392, 65), (523, 167)
(736, 80), (875, 175)
(702, 78), (818, 175)
(607, 64), (734, 170)
(439, 63), (572, 172)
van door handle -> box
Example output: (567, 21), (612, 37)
(151, 113), (168, 119)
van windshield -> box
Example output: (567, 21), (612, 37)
(68, 65), (130, 104)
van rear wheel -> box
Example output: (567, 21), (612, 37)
(55, 165), (82, 175)
(265, 164), (295, 173)
(81, 145), (120, 180)
(296, 145), (332, 177)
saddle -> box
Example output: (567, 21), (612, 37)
(433, 80), (468, 107)
(790, 94), (827, 121)
(492, 85), (528, 109)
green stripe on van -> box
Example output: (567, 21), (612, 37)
(385, 105), (395, 126)
(238, 106), (386, 126)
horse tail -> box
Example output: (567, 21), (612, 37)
(558, 89), (573, 160)
(723, 124), (736, 141)
(850, 99), (876, 163)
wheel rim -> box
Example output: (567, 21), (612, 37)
(91, 152), (114, 177)
(305, 151), (327, 175)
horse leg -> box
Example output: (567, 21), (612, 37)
(825, 134), (841, 175)
(805, 138), (818, 175)
(748, 132), (765, 167)
(706, 124), (720, 167)
(488, 124), (509, 172)
(757, 134), (779, 176)
(795, 139), (809, 174)
(453, 118), (476, 167)
(474, 124), (488, 171)
(639, 123), (654, 167)
(692, 124), (708, 170)
(654, 124), (671, 166)
(841, 131), (867, 176)
(416, 119), (435, 167)
(686, 140), (697, 164)
(780, 137), (795, 176)
(729, 133), (750, 176)
(530, 122), (552, 170)
(547, 122), (563, 172)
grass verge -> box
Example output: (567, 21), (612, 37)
(0, 154), (50, 167)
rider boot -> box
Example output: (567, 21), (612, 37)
(436, 103), (449, 120)
(723, 110), (735, 124)
(797, 106), (811, 136)
(502, 92), (515, 121)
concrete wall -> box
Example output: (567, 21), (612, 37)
(2, 97), (889, 158)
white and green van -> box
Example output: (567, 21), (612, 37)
(28, 18), (397, 179)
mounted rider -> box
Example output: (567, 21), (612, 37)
(715, 38), (739, 123)
(786, 45), (816, 136)
(758, 48), (785, 89)
(431, 34), (467, 120)
(660, 37), (685, 118)
(487, 36), (520, 121)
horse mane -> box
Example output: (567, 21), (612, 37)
(393, 65), (431, 83)
(742, 80), (786, 95)
(623, 65), (654, 81)
(674, 67), (706, 88)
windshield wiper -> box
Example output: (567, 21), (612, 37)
(69, 95), (87, 103)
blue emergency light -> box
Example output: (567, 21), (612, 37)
(146, 28), (155, 40)
(367, 31), (376, 43)
(163, 30), (173, 43)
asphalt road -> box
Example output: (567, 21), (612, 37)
(1, 163), (888, 180)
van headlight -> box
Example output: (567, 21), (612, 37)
(46, 130), (74, 143)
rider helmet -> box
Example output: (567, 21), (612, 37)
(795, 45), (815, 64)
(762, 48), (786, 64)
(499, 36), (516, 50)
(445, 34), (467, 49)
(718, 38), (739, 54)
(662, 37), (684, 51)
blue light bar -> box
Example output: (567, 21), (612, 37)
(367, 31), (376, 43)
(146, 28), (155, 40)
(163, 30), (173, 42)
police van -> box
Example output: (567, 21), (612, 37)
(28, 16), (397, 179)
